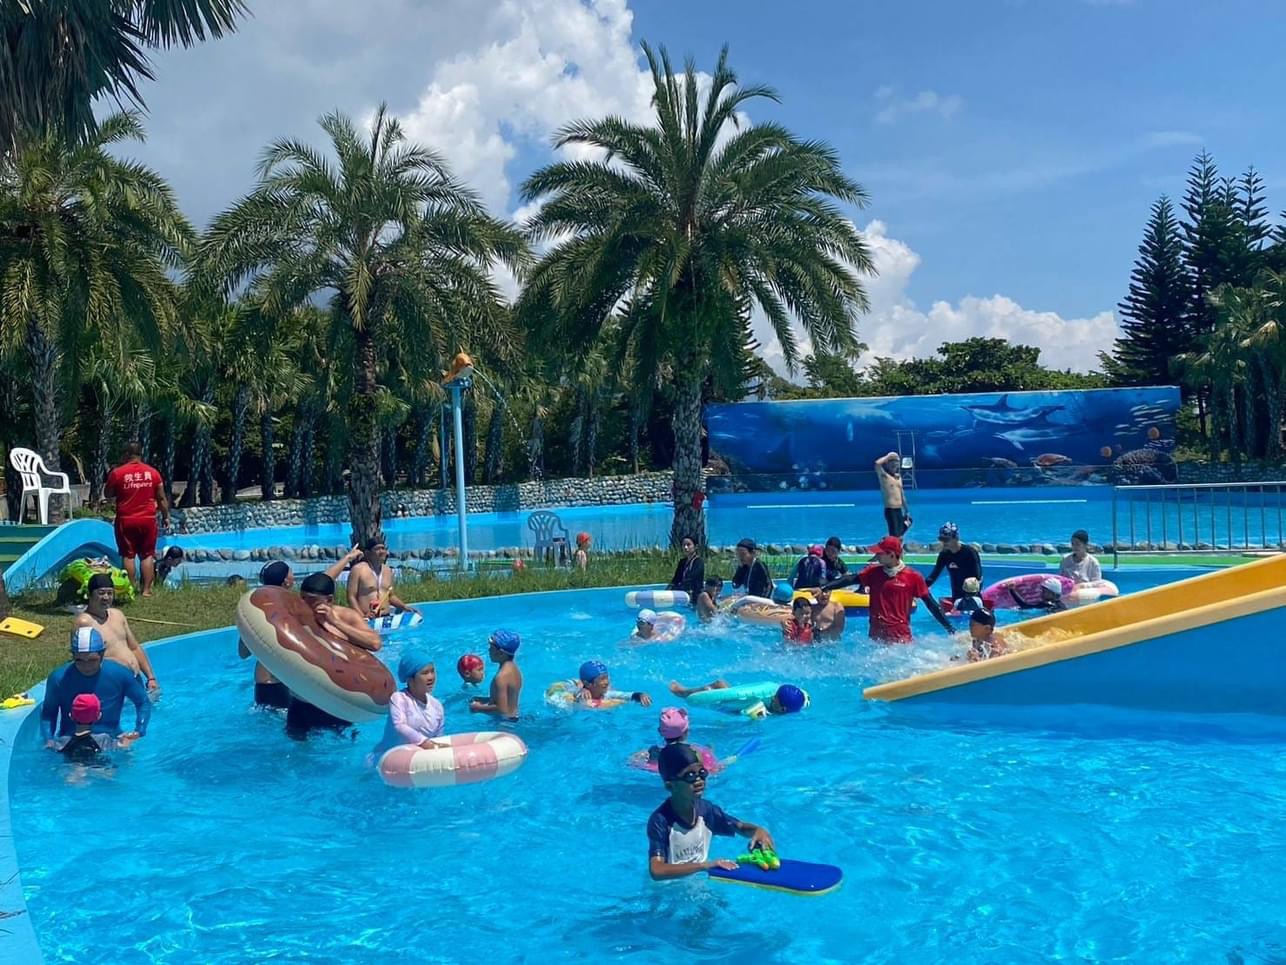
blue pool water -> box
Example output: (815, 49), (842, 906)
(10, 567), (1286, 962)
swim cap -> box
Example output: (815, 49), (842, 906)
(808, 544), (824, 557)
(1041, 576), (1063, 595)
(71, 693), (102, 724)
(939, 522), (959, 539)
(962, 577), (981, 594)
(457, 653), (485, 677)
(657, 742), (701, 781)
(70, 627), (105, 655)
(775, 684), (807, 714)
(86, 573), (114, 593)
(971, 608), (997, 628)
(579, 660), (608, 683)
(397, 648), (434, 683)
(259, 560), (291, 586)
(825, 536), (842, 550)
(576, 531), (591, 545)
(299, 572), (335, 596)
(658, 707), (690, 739)
(490, 629), (521, 654)
(736, 538), (757, 552)
(637, 609), (657, 625)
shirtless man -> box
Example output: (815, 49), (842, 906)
(469, 629), (522, 720)
(808, 587), (846, 640)
(75, 574), (159, 695)
(694, 577), (723, 622)
(347, 539), (421, 620)
(876, 452), (911, 537)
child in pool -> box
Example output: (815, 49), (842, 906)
(373, 649), (445, 757)
(647, 743), (775, 880)
(948, 576), (986, 614)
(569, 660), (652, 708)
(636, 707), (719, 771)
(781, 598), (814, 643)
(470, 630), (523, 720)
(669, 678), (807, 719)
(457, 653), (485, 687)
(573, 532), (591, 571)
(55, 694), (115, 763)
(966, 608), (1008, 662)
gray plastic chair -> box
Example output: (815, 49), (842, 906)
(527, 511), (570, 565)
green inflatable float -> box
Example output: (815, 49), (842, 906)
(60, 558), (136, 603)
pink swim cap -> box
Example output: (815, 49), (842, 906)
(457, 654), (484, 677)
(71, 693), (101, 724)
(658, 707), (689, 739)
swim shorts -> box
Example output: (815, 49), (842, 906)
(115, 516), (158, 559)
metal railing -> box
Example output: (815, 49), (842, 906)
(1112, 481), (1286, 564)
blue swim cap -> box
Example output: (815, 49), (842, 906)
(775, 684), (806, 714)
(70, 627), (105, 655)
(579, 660), (608, 683)
(397, 648), (434, 683)
(490, 629), (521, 654)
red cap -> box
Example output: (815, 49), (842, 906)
(868, 536), (903, 557)
(576, 532), (591, 545)
(808, 544), (824, 556)
(457, 654), (485, 677)
(70, 693), (102, 724)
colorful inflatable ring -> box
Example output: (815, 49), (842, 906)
(377, 731), (528, 788)
(235, 586), (396, 723)
(545, 679), (626, 710)
(632, 611), (686, 643)
(368, 611), (424, 634)
(723, 596), (790, 625)
(625, 590), (689, 609)
(628, 743), (720, 774)
(982, 574), (1120, 610)
(1064, 579), (1120, 606)
(686, 681), (782, 712)
(792, 589), (869, 611)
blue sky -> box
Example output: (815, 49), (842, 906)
(125, 0), (1286, 372)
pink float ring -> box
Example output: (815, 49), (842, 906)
(628, 743), (720, 774)
(378, 731), (528, 789)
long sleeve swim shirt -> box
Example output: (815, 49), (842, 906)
(40, 662), (151, 740)
(373, 689), (446, 756)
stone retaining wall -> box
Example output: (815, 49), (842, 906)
(170, 471), (675, 534)
(1177, 461), (1286, 484)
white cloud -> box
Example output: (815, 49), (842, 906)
(874, 87), (963, 125)
(753, 220), (1118, 377)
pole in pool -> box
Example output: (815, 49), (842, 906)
(449, 380), (470, 571)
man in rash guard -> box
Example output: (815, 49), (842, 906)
(924, 522), (982, 602)
(647, 743), (775, 880)
(823, 536), (953, 643)
(731, 539), (772, 598)
(41, 628), (151, 749)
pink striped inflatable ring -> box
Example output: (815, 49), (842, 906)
(982, 574), (1075, 610)
(378, 731), (528, 789)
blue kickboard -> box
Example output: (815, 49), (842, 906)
(708, 858), (843, 895)
(368, 611), (424, 634)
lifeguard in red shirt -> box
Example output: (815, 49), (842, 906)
(104, 442), (170, 597)
(823, 536), (953, 643)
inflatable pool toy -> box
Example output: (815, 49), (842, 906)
(625, 590), (689, 609)
(982, 574), (1119, 610)
(545, 679), (627, 710)
(235, 586), (396, 723)
(708, 856), (844, 896)
(368, 610), (424, 634)
(628, 743), (719, 773)
(61, 558), (135, 603)
(791, 589), (869, 612)
(377, 731), (527, 788)
(0, 616), (44, 639)
(632, 611), (686, 643)
(1, 693), (34, 710)
(686, 681), (809, 718)
(771, 580), (795, 604)
(724, 596), (790, 626)
(737, 848), (782, 871)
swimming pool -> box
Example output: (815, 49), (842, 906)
(8, 564), (1285, 961)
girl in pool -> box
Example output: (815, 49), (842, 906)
(573, 532), (591, 571)
(372, 649), (445, 757)
(781, 598), (814, 644)
(630, 707), (721, 773)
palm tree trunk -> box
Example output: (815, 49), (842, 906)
(324, 417), (343, 496)
(570, 389), (585, 476)
(260, 411), (276, 501)
(160, 416), (177, 500)
(527, 414), (544, 481)
(130, 400), (151, 460)
(669, 366), (706, 548)
(348, 330), (384, 545)
(285, 404), (305, 498)
(26, 318), (65, 520)
(224, 384), (250, 504)
(381, 423), (398, 489)
(629, 400), (641, 474)
(409, 405), (430, 487)
(1225, 386), (1242, 464)
(463, 390), (477, 485)
(586, 393), (600, 478)
(90, 413), (113, 505)
(483, 406), (504, 483)
(299, 406), (317, 497)
(1241, 378), (1259, 461)
(0, 371), (23, 521)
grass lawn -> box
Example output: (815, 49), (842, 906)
(0, 549), (1249, 697)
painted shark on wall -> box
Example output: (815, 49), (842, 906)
(704, 386), (1180, 491)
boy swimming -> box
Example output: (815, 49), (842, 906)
(966, 608), (1008, 661)
(567, 660), (652, 708)
(469, 630), (523, 719)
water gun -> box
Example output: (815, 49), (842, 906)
(736, 848), (782, 871)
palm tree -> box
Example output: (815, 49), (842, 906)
(200, 105), (528, 544)
(85, 344), (156, 503)
(0, 111), (190, 518)
(1, 0), (246, 151)
(519, 44), (874, 546)
(1236, 271), (1286, 460)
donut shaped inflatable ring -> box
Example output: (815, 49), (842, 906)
(235, 586), (395, 722)
(632, 611), (686, 643)
(792, 589), (869, 611)
(628, 743), (719, 773)
(625, 590), (689, 609)
(545, 679), (626, 710)
(378, 731), (528, 789)
(723, 596), (790, 626)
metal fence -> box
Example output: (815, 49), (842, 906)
(1112, 481), (1286, 563)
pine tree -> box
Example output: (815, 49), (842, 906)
(1103, 197), (1191, 385)
(1237, 167), (1272, 250)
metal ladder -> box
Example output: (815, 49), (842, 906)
(894, 430), (918, 490)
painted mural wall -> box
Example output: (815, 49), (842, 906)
(704, 386), (1180, 491)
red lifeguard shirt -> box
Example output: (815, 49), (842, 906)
(860, 563), (929, 643)
(105, 462), (162, 520)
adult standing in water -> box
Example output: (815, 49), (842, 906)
(925, 522), (983, 603)
(731, 539), (772, 598)
(74, 574), (159, 695)
(824, 536), (952, 643)
(104, 442), (170, 597)
(821, 536), (848, 583)
(348, 539), (421, 620)
(668, 536), (705, 601)
(875, 452), (911, 537)
(40, 628), (151, 748)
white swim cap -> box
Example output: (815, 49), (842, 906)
(1041, 577), (1063, 594)
(637, 608), (657, 624)
(962, 577), (981, 594)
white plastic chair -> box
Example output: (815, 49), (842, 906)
(9, 447), (72, 524)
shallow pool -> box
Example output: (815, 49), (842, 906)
(11, 567), (1286, 962)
